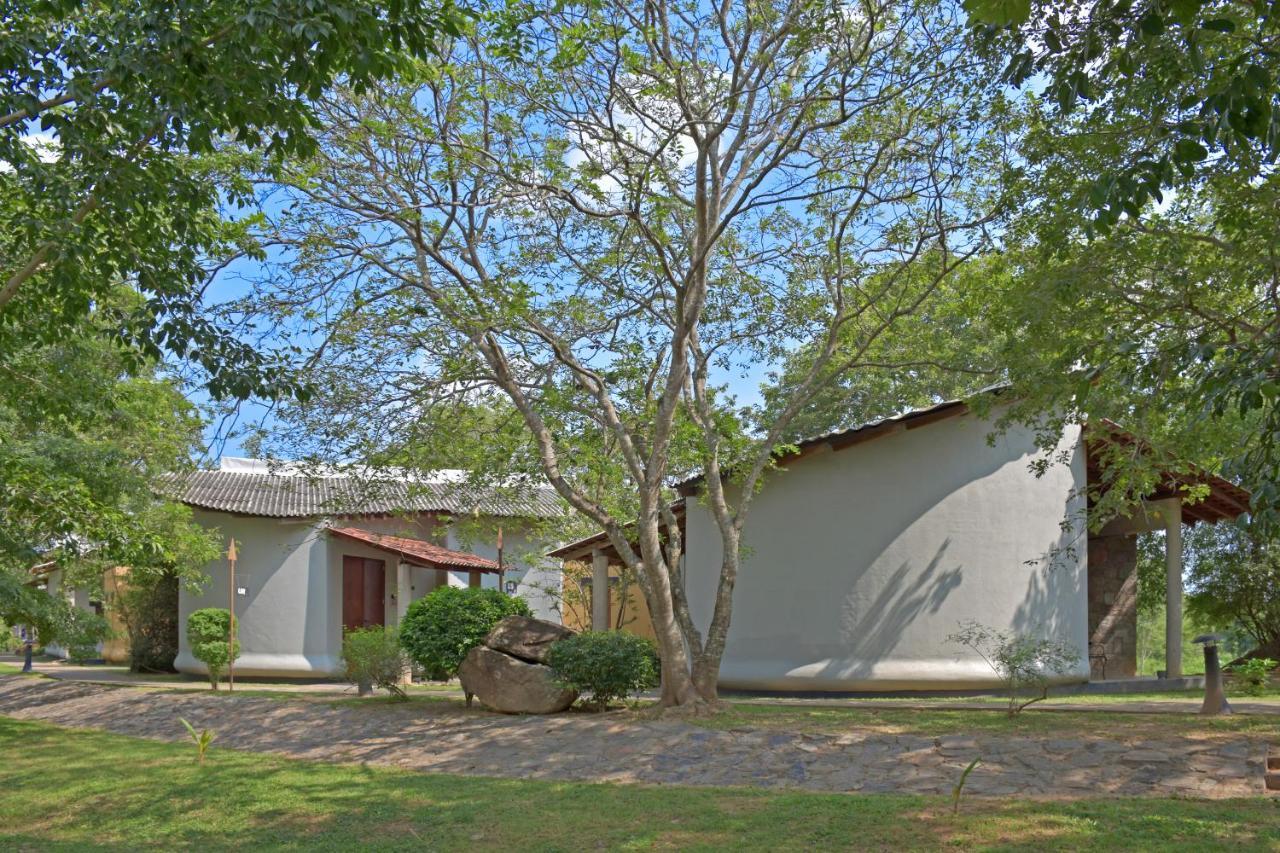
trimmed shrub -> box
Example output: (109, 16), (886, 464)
(547, 631), (660, 711)
(342, 626), (408, 699)
(399, 586), (530, 678)
(186, 608), (239, 690)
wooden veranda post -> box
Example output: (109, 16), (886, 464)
(227, 538), (237, 693)
(497, 526), (505, 594)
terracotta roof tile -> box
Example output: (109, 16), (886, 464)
(328, 527), (500, 571)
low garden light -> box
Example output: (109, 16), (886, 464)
(1193, 633), (1232, 716)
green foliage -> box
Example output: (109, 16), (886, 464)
(1184, 521), (1280, 656)
(399, 587), (530, 678)
(1135, 605), (1251, 678)
(547, 631), (660, 711)
(966, 0), (1279, 224)
(0, 571), (108, 652)
(751, 255), (1004, 442)
(116, 573), (181, 673)
(968, 0), (1280, 522)
(984, 160), (1280, 522)
(0, 623), (18, 654)
(186, 608), (239, 690)
(65, 642), (100, 664)
(179, 718), (216, 764)
(1, 0), (473, 395)
(948, 621), (1078, 716)
(952, 757), (982, 814)
(0, 296), (219, 602)
(1229, 658), (1276, 697)
(342, 627), (408, 699)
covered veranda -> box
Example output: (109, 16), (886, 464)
(328, 527), (502, 631)
(1085, 422), (1251, 681)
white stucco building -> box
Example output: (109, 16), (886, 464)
(167, 459), (565, 678)
(553, 397), (1249, 692)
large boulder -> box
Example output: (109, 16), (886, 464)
(458, 645), (577, 714)
(484, 615), (575, 664)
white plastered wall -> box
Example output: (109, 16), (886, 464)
(442, 523), (562, 621)
(176, 510), (561, 677)
(684, 412), (1090, 691)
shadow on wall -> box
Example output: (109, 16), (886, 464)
(812, 540), (964, 681)
(1009, 509), (1088, 663)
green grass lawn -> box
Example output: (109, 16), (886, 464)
(702, 699), (1280, 740)
(1, 717), (1278, 851)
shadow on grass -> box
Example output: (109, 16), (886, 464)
(1, 716), (1277, 851)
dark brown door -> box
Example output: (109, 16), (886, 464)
(342, 556), (386, 629)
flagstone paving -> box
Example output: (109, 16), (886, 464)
(0, 676), (1270, 798)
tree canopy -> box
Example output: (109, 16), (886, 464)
(0, 292), (218, 645)
(231, 0), (1014, 706)
(1, 0), (472, 401)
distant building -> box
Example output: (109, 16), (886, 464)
(164, 458), (565, 678)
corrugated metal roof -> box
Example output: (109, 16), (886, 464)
(161, 469), (564, 519)
(328, 527), (501, 571)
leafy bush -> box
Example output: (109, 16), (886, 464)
(547, 631), (660, 711)
(947, 621), (1078, 716)
(117, 572), (180, 673)
(0, 622), (21, 654)
(186, 608), (239, 690)
(342, 627), (408, 699)
(399, 586), (530, 678)
(1230, 657), (1277, 696)
(66, 641), (100, 663)
(0, 571), (108, 653)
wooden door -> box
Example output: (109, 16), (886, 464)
(342, 555), (386, 629)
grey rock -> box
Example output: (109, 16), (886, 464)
(458, 645), (577, 714)
(483, 615), (576, 664)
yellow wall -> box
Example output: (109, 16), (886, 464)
(101, 566), (131, 664)
(560, 561), (656, 640)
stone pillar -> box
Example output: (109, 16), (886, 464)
(395, 559), (413, 685)
(1087, 534), (1138, 679)
(1163, 501), (1184, 679)
(395, 560), (411, 626)
(591, 549), (610, 631)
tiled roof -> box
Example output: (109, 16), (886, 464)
(161, 469), (564, 519)
(328, 527), (500, 571)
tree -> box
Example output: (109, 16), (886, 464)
(979, 124), (1278, 521)
(750, 257), (1005, 442)
(1185, 521), (1280, 660)
(964, 0), (1280, 225)
(1, 0), (473, 402)
(0, 293), (219, 650)
(114, 572), (182, 673)
(955, 0), (1280, 521)
(239, 0), (1011, 706)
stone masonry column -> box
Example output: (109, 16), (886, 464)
(1087, 534), (1138, 679)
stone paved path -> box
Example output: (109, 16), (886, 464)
(0, 676), (1270, 798)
